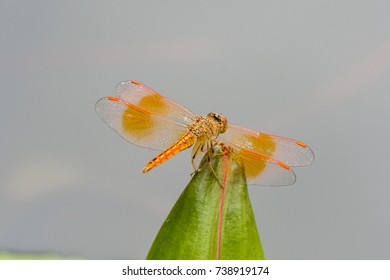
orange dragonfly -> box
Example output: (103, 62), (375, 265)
(96, 80), (314, 186)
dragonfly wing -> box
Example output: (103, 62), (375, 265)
(231, 147), (296, 186)
(96, 97), (188, 151)
(116, 80), (196, 126)
(218, 124), (314, 167)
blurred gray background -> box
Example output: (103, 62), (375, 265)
(1, 1), (389, 259)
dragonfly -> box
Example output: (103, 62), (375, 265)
(96, 80), (314, 186)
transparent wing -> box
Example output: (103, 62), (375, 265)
(96, 96), (188, 151)
(231, 147), (296, 186)
(116, 80), (196, 126)
(218, 124), (314, 167)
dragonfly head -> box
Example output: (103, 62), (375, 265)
(207, 112), (228, 134)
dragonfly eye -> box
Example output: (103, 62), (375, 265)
(207, 112), (220, 121)
(208, 112), (228, 133)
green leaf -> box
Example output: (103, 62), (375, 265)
(147, 144), (265, 260)
(0, 251), (78, 260)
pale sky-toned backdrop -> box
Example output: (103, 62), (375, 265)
(1, 1), (390, 259)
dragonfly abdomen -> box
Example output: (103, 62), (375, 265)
(142, 133), (196, 173)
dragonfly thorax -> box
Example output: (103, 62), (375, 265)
(187, 113), (228, 138)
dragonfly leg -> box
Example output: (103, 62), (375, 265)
(206, 141), (224, 187)
(190, 141), (203, 176)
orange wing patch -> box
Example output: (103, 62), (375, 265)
(232, 147), (296, 186)
(247, 133), (276, 158)
(232, 133), (276, 178)
(121, 103), (156, 139)
(242, 152), (267, 178)
(137, 92), (167, 116)
(236, 148), (269, 179)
